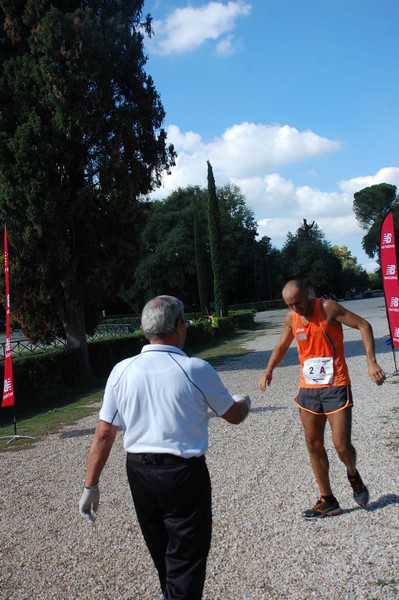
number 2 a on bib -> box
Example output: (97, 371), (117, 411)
(303, 357), (334, 384)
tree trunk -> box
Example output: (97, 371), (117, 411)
(62, 304), (91, 378)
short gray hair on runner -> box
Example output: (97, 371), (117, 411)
(282, 279), (307, 296)
(141, 295), (185, 340)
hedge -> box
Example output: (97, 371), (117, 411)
(0, 310), (256, 420)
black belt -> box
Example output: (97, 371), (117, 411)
(127, 453), (204, 465)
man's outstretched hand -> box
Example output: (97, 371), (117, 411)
(258, 370), (272, 392)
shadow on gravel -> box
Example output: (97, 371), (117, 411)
(65, 409), (288, 430)
(250, 406), (288, 414)
(364, 493), (399, 511)
(343, 336), (392, 358)
(60, 427), (95, 439)
(209, 406), (287, 419)
(341, 493), (399, 515)
(218, 335), (393, 374)
(220, 346), (299, 372)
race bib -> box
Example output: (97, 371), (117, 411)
(303, 357), (334, 385)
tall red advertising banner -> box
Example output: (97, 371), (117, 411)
(380, 212), (399, 348)
(2, 225), (15, 407)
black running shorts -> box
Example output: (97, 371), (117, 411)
(295, 385), (353, 415)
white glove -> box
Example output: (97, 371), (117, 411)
(233, 394), (251, 409)
(79, 483), (99, 523)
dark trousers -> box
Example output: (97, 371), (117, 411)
(126, 455), (212, 600)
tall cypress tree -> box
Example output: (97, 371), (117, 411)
(193, 211), (208, 314)
(0, 1), (175, 375)
(207, 161), (228, 316)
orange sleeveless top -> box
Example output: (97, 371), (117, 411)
(292, 298), (350, 388)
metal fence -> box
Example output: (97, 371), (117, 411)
(0, 324), (135, 359)
(88, 324), (135, 340)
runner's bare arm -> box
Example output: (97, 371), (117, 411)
(324, 300), (386, 386)
(258, 313), (295, 391)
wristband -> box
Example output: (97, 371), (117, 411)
(84, 482), (99, 490)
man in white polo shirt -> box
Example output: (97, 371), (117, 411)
(79, 295), (250, 600)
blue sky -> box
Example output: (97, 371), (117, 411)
(142, 0), (399, 272)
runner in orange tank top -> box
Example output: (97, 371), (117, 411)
(258, 279), (386, 519)
(292, 298), (351, 390)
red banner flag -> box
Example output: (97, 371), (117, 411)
(380, 212), (399, 348)
(2, 225), (15, 407)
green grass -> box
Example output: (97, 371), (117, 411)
(0, 388), (103, 452)
(0, 323), (269, 452)
(188, 326), (264, 366)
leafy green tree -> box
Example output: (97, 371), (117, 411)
(331, 245), (369, 294)
(353, 183), (398, 258)
(122, 183), (268, 311)
(330, 245), (354, 266)
(253, 236), (282, 301)
(281, 219), (342, 294)
(0, 1), (175, 374)
(122, 187), (207, 311)
(207, 162), (228, 316)
(367, 270), (383, 290)
(217, 183), (256, 303)
(214, 183), (282, 305)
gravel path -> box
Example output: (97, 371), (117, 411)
(1, 297), (398, 599)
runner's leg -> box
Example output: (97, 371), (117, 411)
(299, 409), (332, 496)
(327, 407), (357, 477)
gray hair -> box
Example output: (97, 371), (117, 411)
(282, 279), (307, 296)
(141, 295), (185, 340)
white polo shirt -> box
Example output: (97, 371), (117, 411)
(99, 344), (235, 457)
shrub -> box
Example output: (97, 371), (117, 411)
(0, 348), (83, 416)
(0, 310), (256, 420)
(88, 333), (146, 378)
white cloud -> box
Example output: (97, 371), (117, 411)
(256, 213), (380, 272)
(256, 212), (365, 257)
(295, 187), (351, 219)
(255, 189), (358, 242)
(339, 167), (399, 195)
(257, 217), (298, 243)
(157, 122), (340, 189)
(215, 34), (239, 56)
(208, 123), (340, 177)
(151, 122), (398, 273)
(153, 121), (341, 201)
(166, 125), (203, 153)
(254, 175), (396, 273)
(231, 173), (296, 212)
(147, 1), (251, 55)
